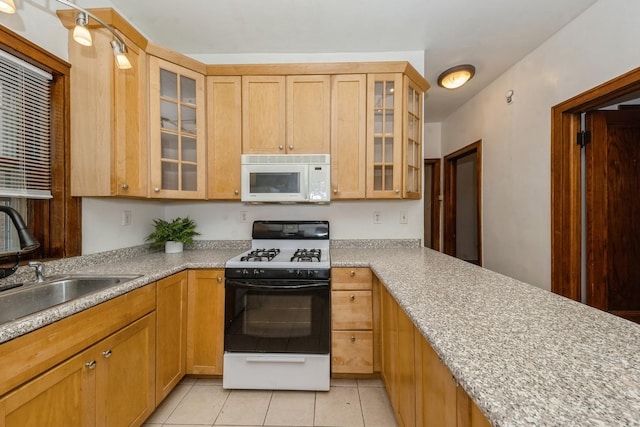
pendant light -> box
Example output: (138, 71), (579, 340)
(72, 12), (92, 46)
(0, 0), (16, 14)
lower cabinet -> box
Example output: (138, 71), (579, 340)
(379, 279), (492, 427)
(156, 272), (188, 404)
(331, 268), (374, 374)
(186, 269), (225, 375)
(0, 313), (156, 427)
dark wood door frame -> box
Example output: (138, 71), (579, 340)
(423, 158), (441, 250)
(443, 141), (482, 265)
(551, 66), (640, 300)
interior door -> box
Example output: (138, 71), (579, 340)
(586, 108), (640, 323)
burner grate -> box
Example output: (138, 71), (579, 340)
(291, 248), (322, 262)
(240, 248), (280, 262)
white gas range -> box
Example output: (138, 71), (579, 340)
(223, 220), (331, 391)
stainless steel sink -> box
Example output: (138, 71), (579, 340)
(0, 274), (141, 325)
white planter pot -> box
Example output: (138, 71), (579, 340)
(165, 241), (183, 253)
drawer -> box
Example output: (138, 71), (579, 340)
(331, 268), (372, 291)
(331, 330), (373, 374)
(332, 290), (372, 329)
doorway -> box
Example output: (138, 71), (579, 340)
(551, 66), (640, 323)
(443, 141), (482, 265)
(423, 159), (441, 250)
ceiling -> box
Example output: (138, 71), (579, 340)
(92, 0), (598, 122)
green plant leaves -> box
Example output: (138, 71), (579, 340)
(145, 216), (200, 249)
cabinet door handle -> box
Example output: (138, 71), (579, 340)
(350, 270), (356, 277)
(333, 189), (338, 194)
(350, 335), (356, 342)
(85, 360), (97, 370)
(121, 184), (129, 190)
(234, 190), (239, 195)
(350, 294), (355, 301)
(279, 145), (284, 150)
(395, 189), (400, 194)
(102, 350), (112, 358)
(217, 276), (223, 283)
(288, 145), (293, 150)
(154, 187), (160, 193)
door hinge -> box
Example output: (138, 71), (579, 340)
(577, 130), (591, 148)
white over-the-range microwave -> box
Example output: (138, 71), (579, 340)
(240, 154), (331, 203)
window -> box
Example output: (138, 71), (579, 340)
(0, 26), (81, 260)
(0, 50), (52, 200)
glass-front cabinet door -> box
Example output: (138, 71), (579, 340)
(403, 76), (422, 199)
(149, 57), (205, 199)
(366, 74), (403, 198)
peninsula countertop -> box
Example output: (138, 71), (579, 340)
(1, 246), (639, 426)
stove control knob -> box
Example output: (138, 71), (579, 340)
(242, 269), (249, 277)
(253, 269), (261, 276)
(307, 270), (315, 278)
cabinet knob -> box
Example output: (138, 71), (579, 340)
(350, 270), (356, 277)
(217, 276), (223, 283)
(350, 294), (355, 301)
(102, 350), (112, 358)
(154, 187), (160, 193)
(85, 360), (97, 370)
(333, 189), (338, 194)
(234, 190), (239, 195)
(279, 145), (284, 150)
(350, 335), (356, 343)
(395, 189), (400, 194)
(288, 145), (293, 150)
(121, 184), (129, 190)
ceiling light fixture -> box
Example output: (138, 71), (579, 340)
(72, 12), (92, 46)
(437, 64), (476, 90)
(0, 0), (16, 14)
(56, 0), (132, 70)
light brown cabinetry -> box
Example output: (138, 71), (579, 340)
(207, 76), (242, 199)
(156, 272), (187, 403)
(65, 27), (148, 197)
(330, 74), (367, 199)
(242, 75), (331, 154)
(186, 269), (225, 375)
(380, 279), (492, 427)
(331, 268), (374, 374)
(366, 74), (424, 199)
(0, 313), (156, 427)
(149, 56), (206, 198)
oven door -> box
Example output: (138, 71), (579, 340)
(224, 279), (330, 354)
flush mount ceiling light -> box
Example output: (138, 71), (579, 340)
(437, 64), (476, 90)
(72, 11), (92, 46)
(0, 0), (15, 14)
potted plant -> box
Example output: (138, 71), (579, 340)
(145, 217), (200, 253)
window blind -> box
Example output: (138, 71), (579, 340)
(0, 50), (52, 199)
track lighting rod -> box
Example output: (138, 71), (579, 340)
(55, 0), (127, 49)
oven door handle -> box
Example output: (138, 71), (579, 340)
(227, 281), (329, 290)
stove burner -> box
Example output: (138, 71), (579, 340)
(240, 248), (280, 262)
(291, 249), (322, 262)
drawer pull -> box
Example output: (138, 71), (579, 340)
(217, 276), (223, 283)
(350, 270), (356, 277)
(351, 335), (356, 342)
(350, 294), (355, 301)
(85, 360), (97, 370)
(102, 350), (112, 358)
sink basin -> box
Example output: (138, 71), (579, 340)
(0, 274), (141, 325)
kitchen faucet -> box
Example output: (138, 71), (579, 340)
(28, 261), (45, 283)
(0, 206), (40, 279)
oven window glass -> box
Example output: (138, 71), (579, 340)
(225, 283), (330, 354)
(249, 172), (300, 193)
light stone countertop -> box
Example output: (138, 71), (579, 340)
(1, 245), (639, 426)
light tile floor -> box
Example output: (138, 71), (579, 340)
(143, 377), (398, 427)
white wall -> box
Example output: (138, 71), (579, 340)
(440, 0), (640, 290)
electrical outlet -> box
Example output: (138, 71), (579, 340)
(400, 211), (408, 224)
(240, 211), (248, 223)
(373, 211), (382, 224)
(121, 210), (132, 226)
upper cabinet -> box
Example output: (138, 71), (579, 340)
(149, 56), (206, 199)
(58, 15), (149, 198)
(242, 75), (331, 154)
(330, 74), (367, 199)
(207, 76), (242, 199)
(366, 73), (425, 199)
